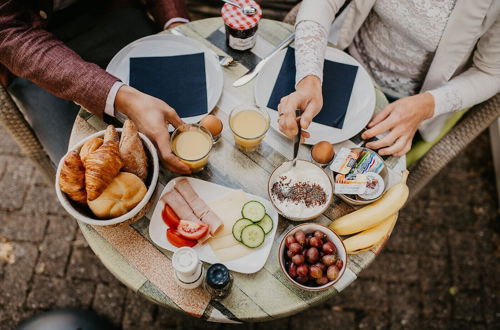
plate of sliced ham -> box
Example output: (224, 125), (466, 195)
(149, 177), (279, 274)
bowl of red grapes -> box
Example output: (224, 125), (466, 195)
(279, 223), (347, 291)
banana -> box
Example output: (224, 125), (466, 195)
(330, 170), (409, 235)
(343, 213), (398, 254)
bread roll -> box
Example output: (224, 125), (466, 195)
(119, 120), (148, 181)
(80, 137), (103, 163)
(88, 172), (147, 218)
(59, 151), (87, 204)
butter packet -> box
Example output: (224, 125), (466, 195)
(335, 173), (367, 195)
(330, 148), (360, 174)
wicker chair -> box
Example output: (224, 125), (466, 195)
(0, 85), (55, 183)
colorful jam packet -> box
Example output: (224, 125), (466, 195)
(351, 150), (384, 174)
(334, 173), (367, 195)
(330, 148), (360, 174)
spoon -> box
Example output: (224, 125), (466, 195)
(280, 110), (302, 197)
(292, 109), (302, 168)
(222, 0), (257, 16)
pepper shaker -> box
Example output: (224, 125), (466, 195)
(204, 263), (233, 300)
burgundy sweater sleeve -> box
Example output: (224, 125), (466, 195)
(145, 0), (190, 29)
(0, 0), (119, 116)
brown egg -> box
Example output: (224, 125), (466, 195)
(311, 141), (334, 164)
(200, 115), (223, 137)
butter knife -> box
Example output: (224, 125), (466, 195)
(233, 32), (295, 87)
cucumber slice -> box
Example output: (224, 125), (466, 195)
(241, 201), (266, 222)
(232, 218), (253, 242)
(256, 214), (273, 235)
(241, 225), (266, 248)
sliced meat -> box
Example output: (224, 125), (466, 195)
(161, 189), (199, 222)
(174, 178), (210, 218)
(201, 210), (223, 235)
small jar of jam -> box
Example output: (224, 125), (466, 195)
(221, 0), (262, 51)
(204, 263), (233, 300)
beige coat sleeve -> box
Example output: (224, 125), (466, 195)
(428, 14), (500, 117)
(473, 12), (500, 78)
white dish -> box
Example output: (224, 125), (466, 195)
(55, 129), (159, 226)
(268, 160), (333, 221)
(149, 177), (279, 274)
(106, 34), (223, 124)
(278, 223), (347, 291)
(254, 47), (375, 145)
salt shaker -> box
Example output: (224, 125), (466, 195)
(172, 247), (204, 289)
(204, 263), (233, 300)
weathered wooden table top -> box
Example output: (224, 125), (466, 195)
(69, 18), (405, 323)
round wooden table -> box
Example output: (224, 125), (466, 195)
(69, 18), (405, 323)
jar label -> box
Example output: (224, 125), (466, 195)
(229, 34), (257, 51)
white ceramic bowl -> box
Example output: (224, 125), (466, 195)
(278, 223), (347, 291)
(268, 159), (333, 221)
(335, 147), (389, 206)
(55, 128), (159, 226)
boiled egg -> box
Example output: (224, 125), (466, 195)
(311, 141), (334, 164)
(200, 115), (223, 137)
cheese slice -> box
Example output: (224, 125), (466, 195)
(212, 244), (253, 262)
(208, 190), (248, 237)
(208, 234), (239, 250)
(206, 190), (253, 262)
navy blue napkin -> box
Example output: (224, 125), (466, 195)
(267, 48), (358, 129)
(129, 54), (207, 118)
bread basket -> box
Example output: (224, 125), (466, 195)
(55, 128), (159, 226)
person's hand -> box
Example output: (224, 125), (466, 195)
(114, 85), (191, 174)
(362, 93), (435, 157)
(277, 75), (323, 139)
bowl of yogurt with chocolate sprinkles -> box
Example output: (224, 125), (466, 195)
(268, 160), (333, 221)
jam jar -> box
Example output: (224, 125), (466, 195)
(221, 0), (262, 51)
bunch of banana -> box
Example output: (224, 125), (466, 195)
(330, 170), (409, 254)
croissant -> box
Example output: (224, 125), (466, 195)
(104, 124), (120, 143)
(119, 120), (148, 181)
(79, 137), (103, 163)
(59, 151), (87, 204)
(84, 128), (123, 201)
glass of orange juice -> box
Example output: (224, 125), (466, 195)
(171, 124), (213, 172)
(229, 105), (270, 152)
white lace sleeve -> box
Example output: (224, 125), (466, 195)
(295, 20), (328, 86)
(428, 67), (500, 117)
(428, 85), (463, 117)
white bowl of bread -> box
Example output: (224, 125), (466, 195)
(55, 120), (159, 226)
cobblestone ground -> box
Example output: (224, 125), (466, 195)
(0, 124), (498, 330)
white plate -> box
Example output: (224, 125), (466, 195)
(106, 34), (223, 124)
(149, 177), (279, 274)
(255, 47), (375, 145)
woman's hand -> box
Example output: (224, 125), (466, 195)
(277, 75), (323, 139)
(115, 85), (191, 174)
(362, 93), (435, 157)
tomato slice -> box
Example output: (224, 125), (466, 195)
(166, 229), (197, 248)
(162, 204), (180, 229)
(177, 220), (209, 240)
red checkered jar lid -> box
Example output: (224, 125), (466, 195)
(222, 0), (262, 30)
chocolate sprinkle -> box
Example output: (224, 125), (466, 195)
(271, 176), (327, 208)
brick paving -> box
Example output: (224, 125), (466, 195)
(0, 125), (498, 330)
